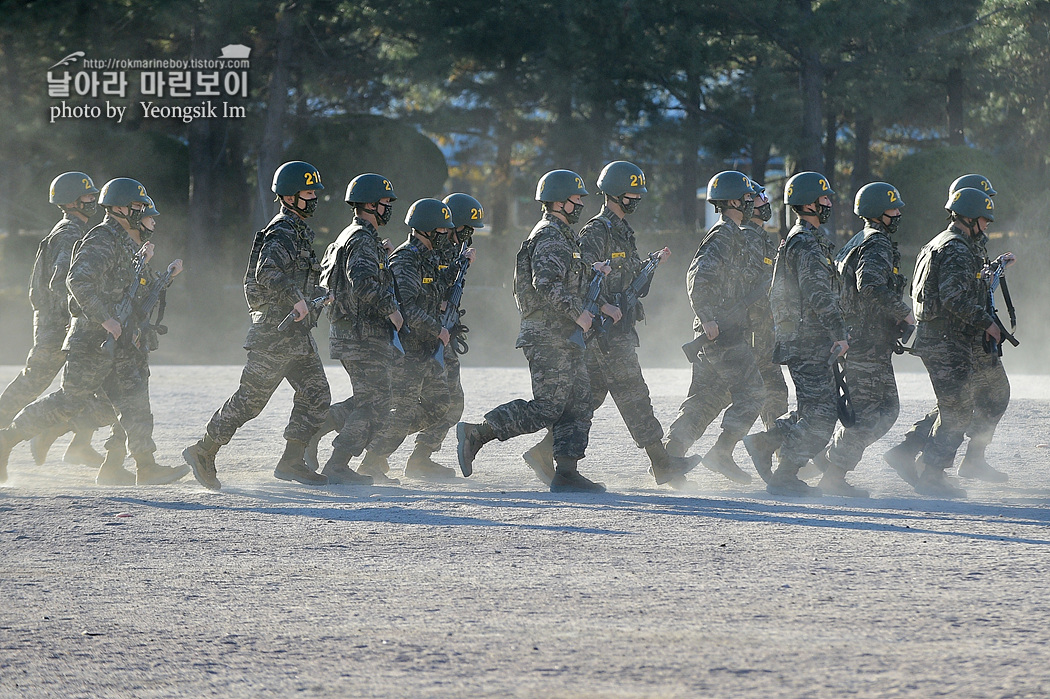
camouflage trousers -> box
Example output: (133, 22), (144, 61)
(369, 353), (451, 458)
(666, 338), (764, 448)
(826, 345), (899, 472)
(751, 323), (789, 431)
(415, 351), (464, 453)
(586, 334), (663, 449)
(773, 356), (839, 465)
(330, 335), (395, 457)
(910, 338), (1010, 464)
(485, 339), (592, 460)
(207, 347), (330, 446)
(10, 336), (155, 456)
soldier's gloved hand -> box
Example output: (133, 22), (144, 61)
(601, 304), (623, 324)
(576, 310), (594, 332)
(985, 322), (1001, 343)
(438, 327), (451, 346)
(102, 317), (122, 339)
(388, 309), (404, 331)
(168, 259), (184, 277)
(291, 298), (310, 322)
(702, 320), (719, 340)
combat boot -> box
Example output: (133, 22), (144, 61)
(95, 447), (135, 486)
(767, 459), (822, 497)
(183, 434), (221, 491)
(915, 459), (967, 498)
(358, 451), (399, 485)
(958, 443), (1008, 483)
(817, 463), (869, 498)
(321, 461), (373, 485)
(883, 438), (922, 487)
(701, 432), (752, 484)
(0, 427), (19, 482)
(135, 452), (190, 485)
(743, 429), (782, 484)
(549, 458), (606, 494)
(63, 430), (104, 467)
(522, 431), (555, 485)
(305, 406), (346, 472)
(274, 440), (327, 485)
(30, 423), (70, 465)
(456, 421), (496, 477)
(405, 445), (456, 481)
(647, 441), (700, 486)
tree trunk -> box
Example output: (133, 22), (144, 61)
(797, 1), (824, 172)
(679, 76), (703, 230)
(851, 113), (873, 196)
(255, 4), (296, 229)
(187, 13), (223, 293)
(823, 110), (839, 236)
(946, 66), (965, 146)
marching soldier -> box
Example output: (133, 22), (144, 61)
(406, 192), (482, 477)
(665, 171), (764, 485)
(358, 199), (455, 481)
(1, 178), (187, 486)
(312, 173), (403, 485)
(521, 161), (693, 486)
(0, 172), (109, 468)
(814, 182), (912, 497)
(744, 171), (849, 496)
(886, 187), (1009, 497)
(457, 170), (609, 493)
(884, 174), (1013, 485)
(183, 161), (330, 490)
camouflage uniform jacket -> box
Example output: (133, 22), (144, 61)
(578, 205), (647, 345)
(243, 208), (323, 355)
(769, 220), (846, 363)
(29, 213), (88, 341)
(514, 213), (587, 347)
(687, 215), (751, 344)
(912, 225), (994, 344)
(741, 219), (777, 339)
(389, 236), (443, 357)
(837, 222), (910, 350)
(322, 216), (399, 343)
(64, 215), (144, 349)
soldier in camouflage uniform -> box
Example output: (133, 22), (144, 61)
(884, 174), (1013, 485)
(666, 171), (764, 485)
(0, 172), (115, 469)
(457, 170), (610, 493)
(407, 193), (482, 477)
(183, 162), (331, 490)
(742, 180), (789, 431)
(521, 161), (693, 487)
(884, 187), (1007, 497)
(0, 178), (188, 486)
(312, 173), (403, 486)
(810, 182), (913, 497)
(743, 171), (849, 497)
(358, 198), (457, 481)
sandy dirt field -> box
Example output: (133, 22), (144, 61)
(2, 363), (1049, 698)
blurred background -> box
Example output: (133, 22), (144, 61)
(0, 0), (1047, 370)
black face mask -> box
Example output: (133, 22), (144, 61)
(817, 203), (832, 224)
(296, 196), (318, 218)
(375, 201), (393, 226)
(564, 201), (584, 225)
(884, 214), (902, 235)
(755, 202), (773, 222)
(138, 220), (155, 241)
(617, 195), (640, 215)
(740, 198), (755, 221)
(78, 200), (98, 218)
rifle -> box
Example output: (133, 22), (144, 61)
(981, 253), (1019, 356)
(389, 267), (409, 355)
(433, 245), (471, 369)
(101, 246), (150, 356)
(596, 250), (664, 338)
(681, 280), (770, 363)
(277, 294), (329, 332)
(568, 259), (611, 349)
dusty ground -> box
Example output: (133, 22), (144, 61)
(1, 363), (1049, 698)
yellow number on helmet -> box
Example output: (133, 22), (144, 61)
(575, 177), (583, 189)
(820, 179), (829, 191)
(384, 180), (392, 190)
(888, 190), (897, 202)
(444, 207), (451, 219)
(82, 178), (91, 190)
(471, 208), (480, 220)
(986, 198), (993, 209)
(138, 185), (146, 197)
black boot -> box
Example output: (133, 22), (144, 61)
(183, 433), (222, 490)
(64, 430), (104, 467)
(456, 421), (496, 477)
(549, 458), (606, 493)
(701, 432), (751, 484)
(274, 440), (328, 485)
(743, 429), (783, 484)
